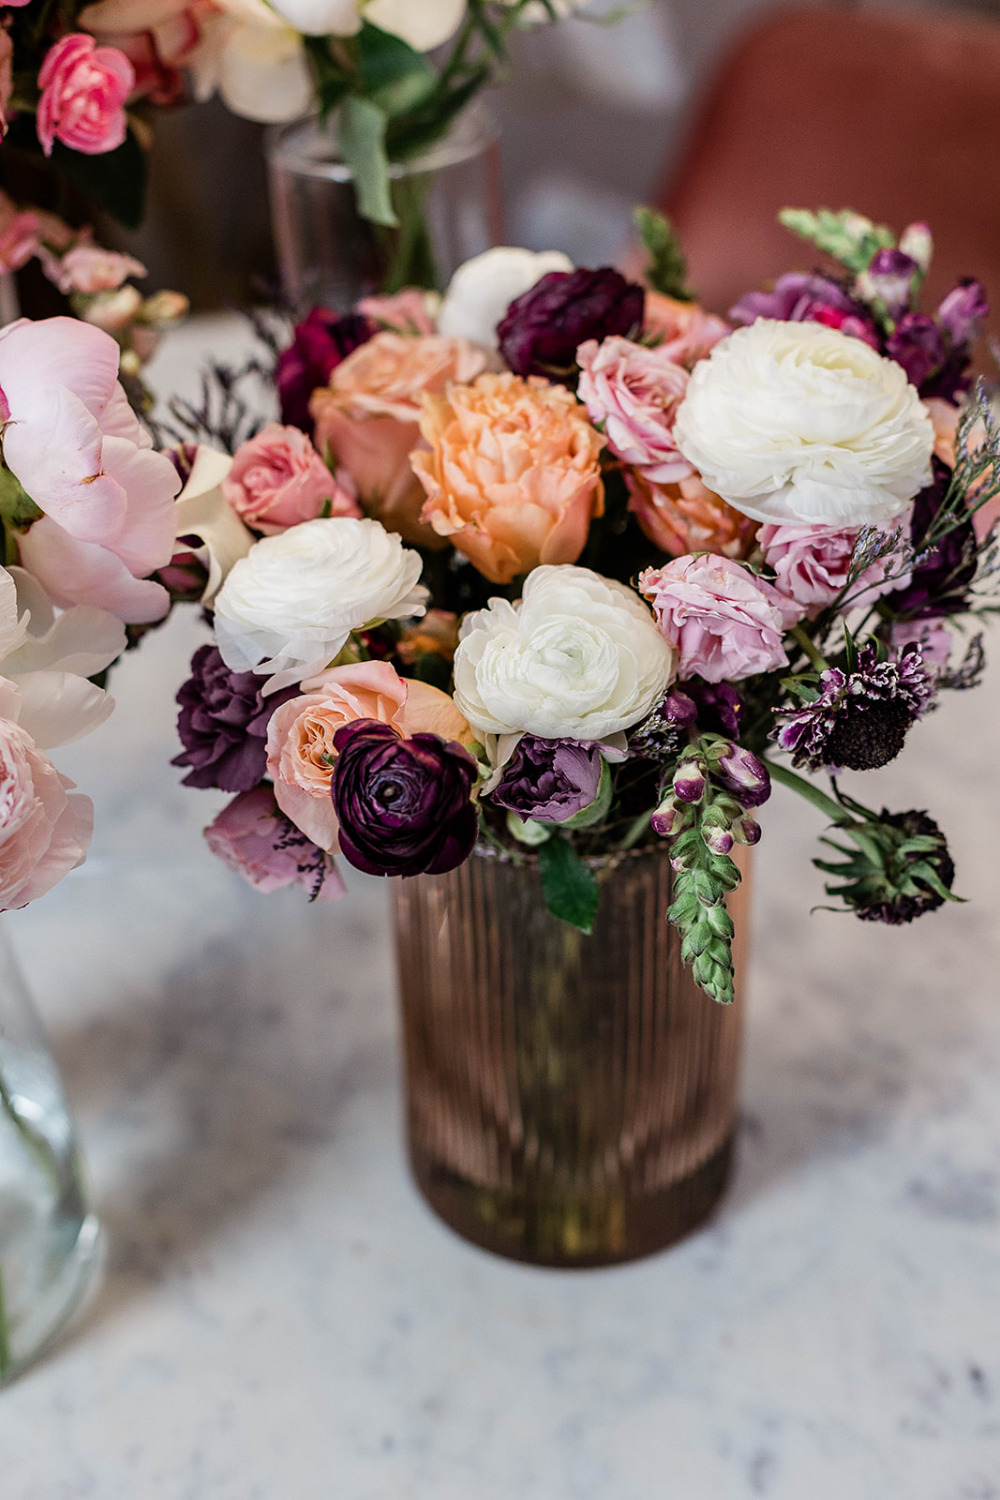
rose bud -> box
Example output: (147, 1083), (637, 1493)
(672, 758), (706, 803)
(715, 744), (771, 808)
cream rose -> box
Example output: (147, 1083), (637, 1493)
(453, 565), (675, 749)
(673, 319), (935, 526)
(213, 516), (427, 692)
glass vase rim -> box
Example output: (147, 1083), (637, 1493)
(265, 100), (498, 184)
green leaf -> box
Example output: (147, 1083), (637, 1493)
(507, 812), (551, 847)
(538, 837), (600, 935)
(338, 95), (397, 227)
(358, 23), (437, 118)
(633, 205), (693, 301)
(778, 206), (895, 276)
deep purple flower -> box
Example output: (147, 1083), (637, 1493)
(774, 645), (935, 772)
(628, 690), (697, 760)
(276, 308), (375, 430)
(497, 268), (645, 379)
(937, 278), (989, 347)
(489, 736), (602, 823)
(173, 645), (295, 792)
(888, 457), (978, 619)
(684, 681), (744, 738)
(330, 720), (477, 877)
(823, 807), (955, 926)
(715, 744), (770, 808)
(862, 248), (918, 319)
(885, 312), (946, 389)
(729, 273), (878, 346)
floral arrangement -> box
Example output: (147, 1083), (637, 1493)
(159, 206), (999, 1005)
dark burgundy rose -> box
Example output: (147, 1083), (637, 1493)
(330, 719), (477, 877)
(489, 736), (602, 823)
(887, 457), (978, 619)
(684, 681), (744, 739)
(885, 312), (946, 389)
(276, 308), (375, 430)
(729, 273), (878, 346)
(173, 645), (295, 792)
(497, 267), (645, 379)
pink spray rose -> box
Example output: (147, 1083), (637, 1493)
(357, 288), (438, 335)
(758, 521), (900, 619)
(0, 717), (93, 911)
(577, 335), (694, 486)
(643, 291), (729, 368)
(222, 424), (360, 536)
(42, 242), (147, 295)
(36, 33), (134, 158)
(640, 554), (803, 683)
(204, 785), (346, 903)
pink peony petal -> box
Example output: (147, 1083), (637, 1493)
(2, 384), (128, 543)
(18, 516), (170, 624)
(99, 435), (180, 574)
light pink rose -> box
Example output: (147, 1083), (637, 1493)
(0, 717), (93, 912)
(43, 243), (147, 295)
(204, 785), (346, 903)
(0, 193), (40, 275)
(0, 317), (181, 623)
(357, 288), (438, 335)
(36, 33), (134, 158)
(643, 290), (729, 368)
(758, 521), (900, 619)
(222, 423), (361, 536)
(577, 335), (693, 486)
(639, 554), (803, 683)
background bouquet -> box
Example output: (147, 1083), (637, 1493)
(163, 206), (999, 1004)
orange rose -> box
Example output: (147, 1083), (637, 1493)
(310, 331), (487, 547)
(627, 470), (758, 560)
(411, 372), (605, 585)
(643, 290), (729, 369)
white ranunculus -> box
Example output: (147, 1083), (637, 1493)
(453, 565), (675, 750)
(268, 0), (362, 36)
(214, 517), (428, 693)
(673, 319), (935, 527)
(438, 247), (574, 351)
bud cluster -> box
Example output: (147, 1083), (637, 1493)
(652, 735), (771, 858)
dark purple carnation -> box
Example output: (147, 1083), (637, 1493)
(330, 719), (477, 877)
(887, 457), (978, 619)
(885, 312), (946, 389)
(729, 272), (878, 346)
(276, 308), (375, 430)
(173, 645), (295, 792)
(497, 267), (645, 380)
(489, 736), (602, 824)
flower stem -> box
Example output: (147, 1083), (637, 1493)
(790, 624), (830, 673)
(762, 758), (849, 824)
(0, 1066), (60, 1193)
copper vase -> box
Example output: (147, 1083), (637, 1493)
(393, 843), (748, 1268)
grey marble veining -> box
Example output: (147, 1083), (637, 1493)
(0, 323), (998, 1498)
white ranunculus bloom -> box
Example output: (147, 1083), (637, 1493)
(453, 565), (675, 750)
(438, 247), (574, 351)
(673, 320), (935, 527)
(214, 517), (428, 693)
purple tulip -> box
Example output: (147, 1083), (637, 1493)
(885, 312), (946, 389)
(497, 267), (645, 380)
(330, 719), (477, 878)
(173, 645), (295, 793)
(489, 736), (603, 823)
(276, 308), (375, 430)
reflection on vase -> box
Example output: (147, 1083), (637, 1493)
(394, 842), (749, 1268)
(266, 103), (503, 311)
(0, 924), (100, 1383)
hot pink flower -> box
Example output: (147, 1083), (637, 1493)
(577, 335), (693, 486)
(222, 423), (360, 536)
(758, 521), (899, 619)
(37, 34), (134, 158)
(643, 291), (729, 368)
(204, 785), (346, 902)
(0, 717), (93, 912)
(640, 554), (803, 683)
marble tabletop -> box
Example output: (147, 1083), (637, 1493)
(1, 319), (999, 1500)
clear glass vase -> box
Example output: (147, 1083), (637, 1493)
(0, 924), (100, 1382)
(266, 103), (503, 311)
(393, 843), (750, 1268)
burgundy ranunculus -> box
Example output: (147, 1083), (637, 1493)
(173, 644), (295, 792)
(885, 312), (946, 389)
(729, 273), (878, 347)
(489, 736), (603, 823)
(276, 308), (375, 430)
(887, 456), (978, 620)
(497, 268), (645, 380)
(330, 719), (477, 877)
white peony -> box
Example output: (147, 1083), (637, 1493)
(673, 319), (935, 527)
(453, 565), (674, 757)
(214, 517), (427, 693)
(438, 247), (574, 351)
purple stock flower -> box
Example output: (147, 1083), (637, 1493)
(885, 312), (946, 389)
(497, 268), (645, 379)
(887, 457), (978, 619)
(774, 645), (935, 772)
(173, 645), (295, 792)
(489, 736), (603, 824)
(276, 308), (375, 430)
(729, 273), (878, 346)
(330, 720), (477, 878)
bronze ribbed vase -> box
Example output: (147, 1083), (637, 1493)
(393, 843), (749, 1267)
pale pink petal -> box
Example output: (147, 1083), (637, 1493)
(12, 670), (114, 750)
(0, 316), (119, 419)
(18, 517), (170, 624)
(12, 787), (93, 909)
(2, 385), (128, 543)
(99, 435), (180, 573)
(100, 380), (151, 447)
(273, 777), (340, 853)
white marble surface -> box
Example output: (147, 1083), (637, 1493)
(1, 323), (1000, 1498)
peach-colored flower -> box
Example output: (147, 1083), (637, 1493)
(310, 330), (486, 546)
(265, 659), (471, 849)
(643, 290), (729, 369)
(396, 608), (459, 666)
(411, 372), (605, 585)
(357, 288), (439, 335)
(627, 469), (758, 560)
(924, 397), (959, 469)
(222, 423), (360, 535)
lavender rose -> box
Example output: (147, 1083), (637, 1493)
(330, 719), (477, 877)
(489, 736), (603, 823)
(497, 268), (645, 380)
(174, 645), (295, 792)
(276, 308), (374, 430)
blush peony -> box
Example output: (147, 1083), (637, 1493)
(222, 423), (360, 534)
(411, 372), (605, 585)
(0, 717), (93, 912)
(673, 320), (935, 527)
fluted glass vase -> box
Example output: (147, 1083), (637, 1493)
(0, 924), (100, 1382)
(394, 843), (749, 1268)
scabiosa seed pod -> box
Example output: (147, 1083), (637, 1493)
(820, 808), (956, 925)
(774, 645), (935, 772)
(497, 267), (645, 380)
